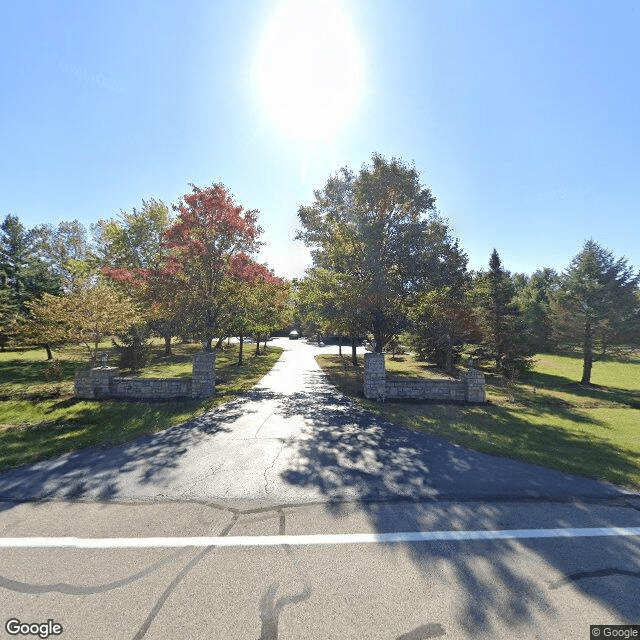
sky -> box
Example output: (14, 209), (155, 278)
(1, 0), (638, 279)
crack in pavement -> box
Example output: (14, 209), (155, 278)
(254, 403), (279, 438)
(258, 539), (313, 640)
(131, 513), (240, 640)
(548, 567), (640, 590)
(0, 549), (188, 595)
(263, 440), (286, 495)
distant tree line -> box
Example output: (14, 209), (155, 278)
(294, 153), (640, 384)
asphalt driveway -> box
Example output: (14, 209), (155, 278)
(0, 337), (633, 507)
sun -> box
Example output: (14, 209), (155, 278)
(256, 0), (362, 142)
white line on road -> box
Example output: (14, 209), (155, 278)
(1, 527), (640, 548)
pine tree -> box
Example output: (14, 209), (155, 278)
(473, 249), (533, 374)
(552, 240), (639, 384)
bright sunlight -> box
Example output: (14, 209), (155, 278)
(256, 0), (362, 141)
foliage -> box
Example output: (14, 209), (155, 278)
(551, 239), (640, 384)
(27, 284), (140, 365)
(472, 249), (534, 375)
(297, 153), (465, 353)
(513, 267), (559, 353)
(101, 185), (267, 352)
(30, 219), (92, 291)
(408, 285), (476, 373)
(112, 324), (152, 373)
(92, 199), (171, 272)
(1, 214), (63, 350)
(162, 184), (263, 350)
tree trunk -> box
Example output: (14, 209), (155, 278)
(213, 336), (225, 351)
(163, 333), (172, 356)
(238, 333), (244, 365)
(445, 335), (453, 375)
(351, 336), (358, 367)
(581, 318), (593, 384)
(338, 335), (342, 356)
(42, 343), (53, 360)
(263, 337), (268, 351)
(255, 339), (260, 355)
(204, 337), (213, 352)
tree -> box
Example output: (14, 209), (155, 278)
(27, 284), (140, 365)
(163, 184), (263, 351)
(30, 219), (92, 291)
(297, 153), (464, 354)
(225, 257), (288, 364)
(244, 274), (290, 355)
(92, 200), (171, 272)
(552, 240), (640, 384)
(296, 267), (366, 365)
(96, 200), (177, 355)
(473, 249), (534, 374)
(1, 214), (62, 354)
(408, 285), (476, 374)
(514, 268), (559, 353)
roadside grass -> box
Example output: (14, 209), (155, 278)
(316, 352), (640, 488)
(0, 340), (282, 471)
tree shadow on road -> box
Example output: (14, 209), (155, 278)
(0, 394), (262, 503)
(277, 370), (640, 634)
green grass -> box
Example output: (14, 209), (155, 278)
(316, 352), (640, 488)
(0, 340), (282, 471)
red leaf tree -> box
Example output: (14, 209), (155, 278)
(164, 183), (264, 351)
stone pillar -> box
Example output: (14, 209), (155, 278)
(75, 366), (118, 399)
(364, 352), (386, 401)
(464, 368), (486, 403)
(191, 352), (216, 398)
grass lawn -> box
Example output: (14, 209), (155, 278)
(0, 340), (282, 471)
(316, 351), (640, 488)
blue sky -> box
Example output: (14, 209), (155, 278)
(1, 0), (638, 279)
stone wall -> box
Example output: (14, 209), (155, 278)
(363, 352), (486, 403)
(74, 352), (216, 400)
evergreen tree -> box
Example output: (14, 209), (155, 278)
(552, 240), (639, 384)
(514, 267), (559, 353)
(0, 214), (62, 353)
(473, 249), (533, 374)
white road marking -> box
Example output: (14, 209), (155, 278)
(1, 527), (640, 548)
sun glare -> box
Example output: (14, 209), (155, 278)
(256, 0), (362, 141)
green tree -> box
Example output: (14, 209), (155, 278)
(92, 200), (171, 271)
(296, 268), (366, 364)
(473, 249), (534, 374)
(95, 199), (176, 354)
(408, 285), (476, 374)
(28, 284), (140, 365)
(30, 219), (92, 291)
(514, 267), (559, 353)
(297, 153), (464, 353)
(0, 214), (62, 354)
(552, 240), (640, 384)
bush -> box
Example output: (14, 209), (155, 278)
(112, 325), (151, 373)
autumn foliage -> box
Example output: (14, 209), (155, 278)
(102, 183), (285, 352)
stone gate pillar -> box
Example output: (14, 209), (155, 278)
(364, 352), (386, 401)
(191, 352), (216, 398)
(74, 366), (118, 399)
(464, 368), (486, 403)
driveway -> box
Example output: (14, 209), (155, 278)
(0, 337), (633, 506)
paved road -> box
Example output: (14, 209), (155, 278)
(0, 337), (634, 507)
(1, 338), (639, 639)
